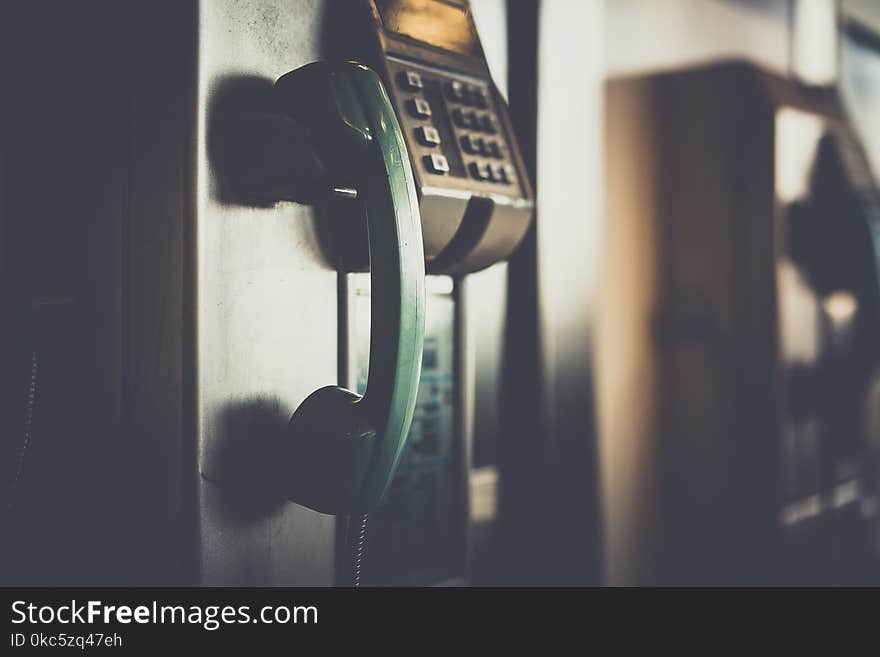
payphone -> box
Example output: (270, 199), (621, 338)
(326, 0), (532, 585)
(337, 0), (533, 585)
(219, 0), (532, 585)
(1, 0), (529, 587)
(602, 61), (880, 585)
(329, 0), (534, 275)
(322, 0), (533, 585)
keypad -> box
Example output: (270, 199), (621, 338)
(444, 80), (490, 108)
(452, 108), (499, 136)
(461, 135), (505, 159)
(395, 65), (515, 187)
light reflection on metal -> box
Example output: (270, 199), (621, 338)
(823, 289), (859, 325)
(792, 0), (838, 86)
(331, 186), (359, 199)
(776, 107), (825, 204)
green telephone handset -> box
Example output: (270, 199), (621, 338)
(274, 62), (425, 515)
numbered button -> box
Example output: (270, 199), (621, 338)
(490, 162), (511, 183)
(461, 134), (485, 154)
(425, 154), (450, 175)
(452, 107), (478, 129)
(469, 161), (491, 181)
(408, 98), (432, 119)
(468, 85), (488, 108)
(417, 126), (441, 146)
(485, 140), (503, 159)
(480, 114), (498, 134)
(445, 80), (467, 103)
(399, 70), (424, 91)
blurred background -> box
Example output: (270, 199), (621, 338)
(2, 0), (880, 586)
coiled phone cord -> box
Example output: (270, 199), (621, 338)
(353, 513), (368, 587)
(6, 350), (38, 514)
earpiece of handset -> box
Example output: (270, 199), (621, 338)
(280, 386), (373, 514)
(274, 62), (425, 516)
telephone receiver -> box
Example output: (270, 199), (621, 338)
(269, 62), (425, 515)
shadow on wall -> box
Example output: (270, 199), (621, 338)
(203, 397), (290, 524)
(205, 72), (364, 269)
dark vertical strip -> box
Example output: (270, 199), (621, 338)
(497, 0), (543, 585)
(335, 273), (351, 586)
(178, 0), (201, 586)
(121, 1), (135, 583)
(126, 0), (199, 584)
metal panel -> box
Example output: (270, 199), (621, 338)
(460, 0), (509, 584)
(344, 274), (463, 584)
(195, 0), (337, 585)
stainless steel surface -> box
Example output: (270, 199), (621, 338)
(444, 199), (532, 274)
(195, 0), (336, 585)
(418, 193), (469, 259)
(459, 0), (509, 581)
(461, 264), (506, 473)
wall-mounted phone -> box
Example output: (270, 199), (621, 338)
(209, 1), (528, 583)
(240, 61), (428, 517)
(603, 61), (880, 585)
(330, 0), (534, 274)
(3, 0), (523, 587)
(325, 0), (532, 583)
